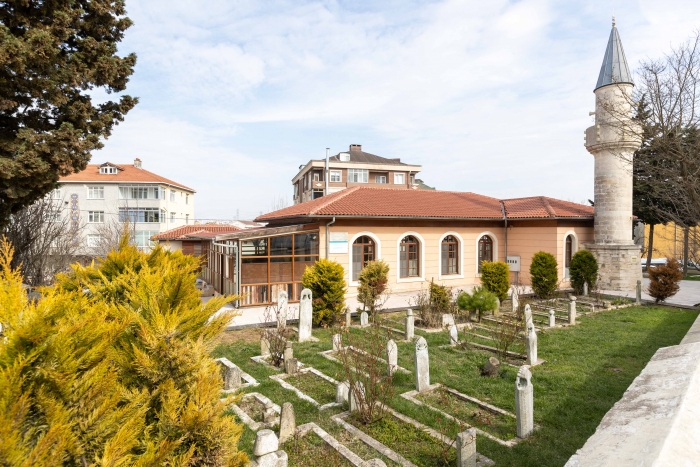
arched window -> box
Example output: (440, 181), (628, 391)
(565, 234), (575, 278)
(441, 235), (459, 275)
(352, 235), (375, 281)
(400, 235), (420, 278)
(478, 235), (493, 273)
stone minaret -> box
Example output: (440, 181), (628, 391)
(584, 18), (643, 291)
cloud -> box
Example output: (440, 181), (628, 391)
(98, 0), (700, 219)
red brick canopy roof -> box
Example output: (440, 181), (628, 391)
(256, 187), (593, 221)
(60, 163), (195, 192)
(153, 224), (241, 240)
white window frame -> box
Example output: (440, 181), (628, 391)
(134, 230), (158, 249)
(99, 166), (118, 174)
(43, 210), (61, 222)
(185, 214), (190, 224)
(348, 169), (368, 183)
(170, 212), (175, 223)
(186, 194), (189, 205)
(87, 234), (101, 248)
(170, 189), (176, 202)
(475, 231), (499, 277)
(330, 170), (342, 182)
(88, 211), (104, 223)
(87, 186), (104, 199)
(50, 188), (62, 199)
(438, 231), (465, 280)
(396, 231), (425, 283)
(313, 173), (320, 182)
(375, 175), (387, 184)
(394, 173), (405, 185)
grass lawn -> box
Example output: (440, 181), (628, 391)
(284, 431), (355, 467)
(284, 371), (337, 405)
(214, 306), (697, 467)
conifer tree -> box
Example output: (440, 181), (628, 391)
(0, 237), (247, 467)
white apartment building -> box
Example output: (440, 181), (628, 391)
(58, 159), (195, 252)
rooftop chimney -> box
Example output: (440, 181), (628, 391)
(134, 158), (142, 169)
(349, 144), (362, 152)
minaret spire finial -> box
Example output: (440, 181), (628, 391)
(612, 15), (616, 27)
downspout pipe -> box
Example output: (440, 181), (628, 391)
(325, 216), (336, 259)
(500, 201), (508, 259)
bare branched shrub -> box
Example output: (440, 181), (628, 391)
(410, 281), (456, 328)
(491, 312), (523, 360)
(259, 303), (292, 367)
(337, 324), (395, 424)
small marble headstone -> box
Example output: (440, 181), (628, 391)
(349, 381), (365, 412)
(254, 429), (279, 456)
(386, 339), (398, 376)
(511, 291), (519, 313)
(284, 358), (299, 375)
(568, 297), (577, 325)
(215, 358), (242, 390)
(548, 309), (556, 328)
(494, 297), (501, 316)
(583, 282), (589, 296)
(414, 336), (430, 392)
(346, 309), (352, 328)
(636, 279), (642, 304)
(278, 402), (295, 444)
(456, 428), (477, 467)
(257, 451), (287, 467)
(332, 333), (343, 352)
(524, 304), (533, 331)
(526, 326), (537, 366)
(261, 336), (271, 357)
(298, 288), (313, 342)
(449, 324), (459, 346)
(442, 313), (455, 328)
(283, 341), (293, 361)
(515, 366), (534, 438)
(336, 380), (350, 404)
(277, 289), (288, 329)
(360, 311), (369, 327)
(405, 309), (415, 340)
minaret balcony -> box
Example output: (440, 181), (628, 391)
(585, 122), (641, 154)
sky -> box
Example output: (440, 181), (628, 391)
(94, 0), (700, 221)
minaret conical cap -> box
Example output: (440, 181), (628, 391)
(594, 18), (633, 91)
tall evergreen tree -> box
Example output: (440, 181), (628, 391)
(0, 1), (137, 225)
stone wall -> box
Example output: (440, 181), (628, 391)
(584, 243), (642, 292)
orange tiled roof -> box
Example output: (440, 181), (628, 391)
(153, 224), (241, 240)
(59, 163), (195, 192)
(255, 187), (593, 221)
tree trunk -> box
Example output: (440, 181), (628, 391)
(684, 226), (690, 277)
(646, 224), (655, 271)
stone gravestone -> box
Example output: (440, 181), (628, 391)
(215, 357), (241, 390)
(548, 309), (556, 328)
(332, 333), (343, 352)
(254, 429), (288, 467)
(515, 366), (534, 438)
(405, 309), (415, 340)
(261, 336), (271, 357)
(568, 297), (577, 325)
(279, 402), (295, 444)
(263, 406), (277, 423)
(636, 279), (642, 305)
(442, 313), (455, 328)
(285, 358), (299, 375)
(298, 288), (313, 342)
(449, 324), (459, 346)
(482, 357), (500, 377)
(346, 309), (352, 328)
(284, 341), (293, 361)
(526, 326), (537, 366)
(494, 297), (500, 316)
(414, 336), (430, 392)
(386, 339), (398, 376)
(349, 382), (365, 412)
(511, 291), (519, 313)
(583, 282), (589, 296)
(456, 428), (477, 467)
(524, 304), (533, 332)
(336, 380), (350, 404)
(360, 311), (369, 327)
(277, 289), (288, 329)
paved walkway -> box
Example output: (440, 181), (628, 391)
(602, 278), (700, 308)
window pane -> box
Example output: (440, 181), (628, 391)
(270, 235), (293, 256)
(294, 233), (319, 255)
(241, 258), (268, 284)
(241, 239), (268, 256)
(270, 257), (293, 282)
(294, 256), (316, 282)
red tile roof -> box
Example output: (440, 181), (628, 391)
(255, 187), (593, 222)
(60, 163), (195, 192)
(153, 224), (241, 240)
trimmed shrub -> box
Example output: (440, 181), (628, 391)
(480, 261), (510, 301)
(648, 257), (683, 303)
(570, 250), (599, 294)
(301, 258), (347, 326)
(357, 259), (390, 317)
(457, 286), (498, 322)
(530, 251), (559, 298)
(430, 280), (453, 314)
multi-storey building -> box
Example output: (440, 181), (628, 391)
(292, 144), (425, 204)
(58, 159), (195, 251)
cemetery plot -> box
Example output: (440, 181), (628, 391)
(230, 392), (280, 431)
(320, 345), (411, 374)
(270, 368), (342, 410)
(404, 385), (518, 446)
(286, 429), (356, 467)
